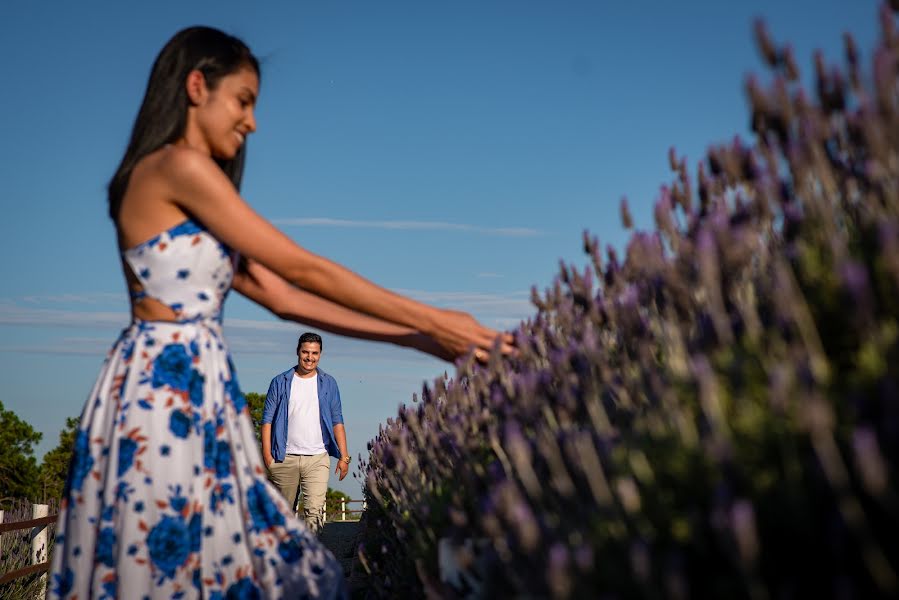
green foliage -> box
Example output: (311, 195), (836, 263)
(245, 392), (265, 443)
(0, 400), (41, 504)
(37, 416), (80, 503)
(325, 487), (350, 516)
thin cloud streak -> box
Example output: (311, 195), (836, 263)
(0, 331), (442, 367)
(20, 292), (126, 305)
(394, 289), (533, 314)
(272, 217), (542, 237)
(0, 304), (299, 333)
(0, 288), (533, 352)
(0, 304), (127, 328)
(1, 288), (534, 329)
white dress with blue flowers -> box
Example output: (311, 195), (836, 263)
(47, 220), (346, 599)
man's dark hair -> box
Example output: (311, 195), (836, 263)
(297, 332), (323, 351)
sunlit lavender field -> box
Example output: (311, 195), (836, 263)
(356, 4), (899, 598)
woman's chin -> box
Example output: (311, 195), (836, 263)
(212, 146), (240, 161)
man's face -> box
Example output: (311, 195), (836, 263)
(296, 342), (322, 376)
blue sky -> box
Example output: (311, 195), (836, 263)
(0, 0), (880, 497)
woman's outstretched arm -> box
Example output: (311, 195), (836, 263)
(155, 145), (512, 360)
(232, 258), (451, 360)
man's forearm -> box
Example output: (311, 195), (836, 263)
(333, 423), (348, 458)
(261, 423), (273, 464)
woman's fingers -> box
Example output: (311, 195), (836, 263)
(497, 331), (517, 354)
(471, 332), (517, 363)
(429, 309), (519, 363)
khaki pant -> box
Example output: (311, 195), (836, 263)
(267, 453), (330, 533)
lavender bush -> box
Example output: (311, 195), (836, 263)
(359, 5), (899, 598)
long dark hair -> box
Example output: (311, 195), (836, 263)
(108, 26), (260, 221)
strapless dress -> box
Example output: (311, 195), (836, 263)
(47, 219), (345, 599)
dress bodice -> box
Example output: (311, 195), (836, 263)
(122, 219), (234, 322)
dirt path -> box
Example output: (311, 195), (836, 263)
(320, 521), (367, 595)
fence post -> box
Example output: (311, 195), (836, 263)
(0, 509), (4, 548)
(32, 503), (49, 598)
(341, 499), (346, 521)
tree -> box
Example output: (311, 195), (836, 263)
(325, 487), (350, 516)
(0, 401), (42, 503)
(245, 392), (266, 443)
(38, 416), (80, 503)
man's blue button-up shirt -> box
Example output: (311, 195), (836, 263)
(262, 366), (344, 462)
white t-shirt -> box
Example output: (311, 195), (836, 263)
(285, 372), (326, 455)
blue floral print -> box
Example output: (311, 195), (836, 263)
(52, 567), (74, 596)
(246, 481), (285, 531)
(152, 344), (192, 390)
(48, 219), (345, 598)
(189, 513), (202, 552)
(118, 437), (138, 476)
(278, 538), (304, 564)
(169, 409), (192, 438)
(96, 527), (117, 567)
(100, 578), (117, 600)
(225, 577), (262, 600)
(68, 429), (94, 495)
(204, 421), (217, 468)
(215, 440), (231, 479)
(169, 486), (188, 512)
(189, 369), (205, 406)
(148, 515), (191, 579)
(211, 482), (235, 513)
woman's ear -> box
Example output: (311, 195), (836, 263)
(185, 70), (208, 106)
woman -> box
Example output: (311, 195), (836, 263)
(48, 26), (509, 599)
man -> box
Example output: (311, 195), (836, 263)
(261, 332), (351, 533)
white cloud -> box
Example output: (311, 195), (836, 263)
(394, 289), (533, 315)
(224, 318), (295, 333)
(20, 292), (125, 305)
(0, 303), (126, 328)
(0, 323), (439, 365)
(272, 217), (542, 237)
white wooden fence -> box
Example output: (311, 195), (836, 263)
(0, 503), (54, 596)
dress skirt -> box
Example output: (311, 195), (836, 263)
(47, 318), (346, 599)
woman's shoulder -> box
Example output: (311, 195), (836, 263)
(129, 144), (227, 202)
(145, 144), (219, 179)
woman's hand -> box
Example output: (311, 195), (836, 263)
(428, 308), (515, 362)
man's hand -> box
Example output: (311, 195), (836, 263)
(263, 453), (274, 469)
(335, 459), (349, 481)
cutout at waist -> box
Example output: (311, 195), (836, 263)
(131, 294), (180, 323)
